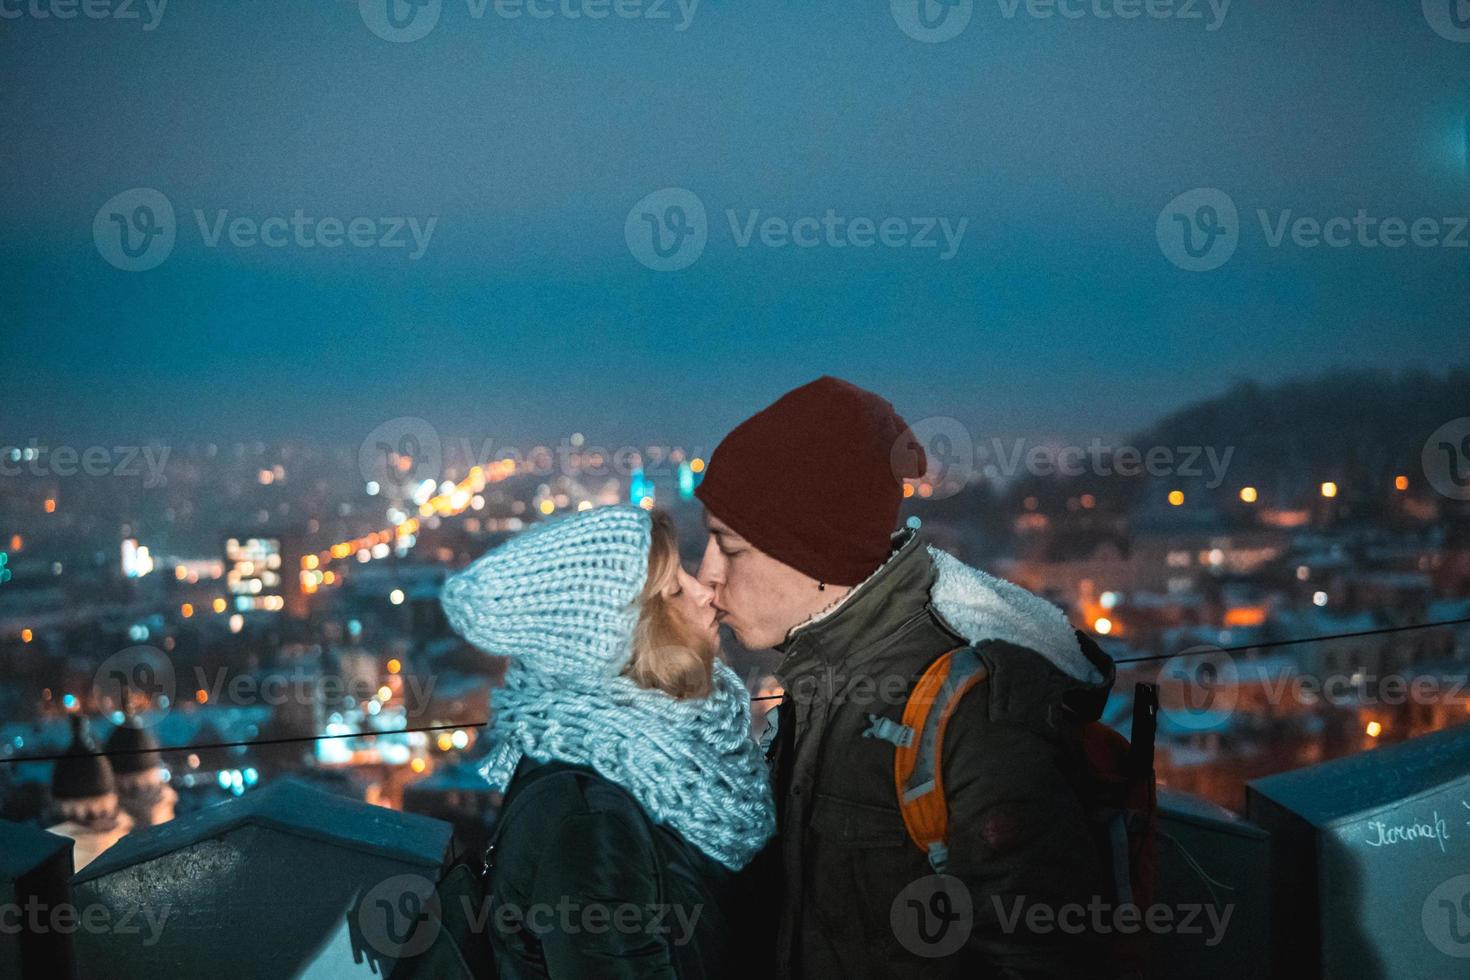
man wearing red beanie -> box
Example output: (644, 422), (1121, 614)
(697, 376), (1118, 980)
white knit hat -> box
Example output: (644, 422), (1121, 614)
(440, 504), (652, 678)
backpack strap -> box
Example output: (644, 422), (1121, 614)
(890, 644), (989, 873)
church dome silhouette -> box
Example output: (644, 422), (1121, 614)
(51, 715), (115, 803)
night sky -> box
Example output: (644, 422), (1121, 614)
(2, 0), (1467, 451)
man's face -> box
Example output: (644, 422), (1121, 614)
(696, 511), (824, 650)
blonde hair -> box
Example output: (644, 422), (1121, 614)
(623, 510), (716, 699)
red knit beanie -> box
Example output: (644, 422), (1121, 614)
(695, 376), (927, 586)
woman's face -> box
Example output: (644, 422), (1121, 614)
(663, 565), (718, 644)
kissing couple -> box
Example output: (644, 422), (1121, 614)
(441, 376), (1119, 979)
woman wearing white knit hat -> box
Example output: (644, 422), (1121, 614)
(440, 503), (775, 979)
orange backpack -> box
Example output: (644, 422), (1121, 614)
(868, 644), (1159, 977)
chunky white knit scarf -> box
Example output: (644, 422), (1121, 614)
(480, 659), (774, 871)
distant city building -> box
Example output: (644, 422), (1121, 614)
(46, 716), (133, 871)
(224, 534), (301, 614)
(104, 716), (176, 829)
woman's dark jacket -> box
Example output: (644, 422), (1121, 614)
(484, 758), (733, 979)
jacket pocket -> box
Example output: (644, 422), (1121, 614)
(807, 794), (920, 975)
(810, 793), (908, 848)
